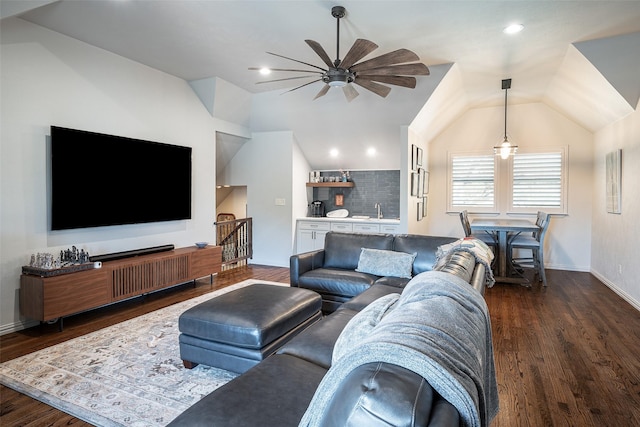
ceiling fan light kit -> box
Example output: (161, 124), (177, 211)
(250, 5), (429, 102)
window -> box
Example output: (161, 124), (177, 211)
(448, 147), (567, 214)
(448, 153), (496, 212)
(509, 148), (567, 214)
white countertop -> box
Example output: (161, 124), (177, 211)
(298, 217), (400, 224)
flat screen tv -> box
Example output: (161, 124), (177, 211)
(51, 126), (192, 230)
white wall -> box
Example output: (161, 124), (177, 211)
(0, 18), (221, 333)
(291, 138), (311, 249)
(216, 187), (247, 219)
(424, 102), (594, 272)
(218, 131), (299, 267)
(591, 107), (640, 310)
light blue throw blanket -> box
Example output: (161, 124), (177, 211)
(299, 271), (499, 427)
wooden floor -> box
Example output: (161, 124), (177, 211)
(2, 265), (640, 426)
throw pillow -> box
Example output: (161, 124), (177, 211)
(332, 293), (400, 363)
(355, 248), (417, 279)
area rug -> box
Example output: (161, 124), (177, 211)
(0, 279), (288, 426)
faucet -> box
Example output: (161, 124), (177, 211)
(375, 203), (383, 219)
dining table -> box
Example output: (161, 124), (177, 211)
(471, 218), (540, 284)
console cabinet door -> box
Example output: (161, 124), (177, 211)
(296, 229), (328, 253)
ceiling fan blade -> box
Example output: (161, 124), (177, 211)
(249, 67), (323, 74)
(343, 84), (359, 102)
(338, 39), (378, 70)
(266, 51), (327, 72)
(353, 79), (392, 98)
(255, 75), (320, 85)
(314, 84), (331, 100)
(356, 75), (416, 88)
(282, 78), (323, 94)
(350, 49), (419, 72)
(305, 40), (335, 69)
(355, 63), (430, 76)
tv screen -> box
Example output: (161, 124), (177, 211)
(51, 126), (192, 230)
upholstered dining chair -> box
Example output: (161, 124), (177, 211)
(508, 211), (551, 286)
(459, 210), (497, 253)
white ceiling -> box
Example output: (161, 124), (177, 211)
(3, 0), (640, 169)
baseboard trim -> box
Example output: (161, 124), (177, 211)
(591, 269), (640, 312)
(0, 319), (39, 336)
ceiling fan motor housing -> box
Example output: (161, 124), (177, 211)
(324, 68), (355, 87)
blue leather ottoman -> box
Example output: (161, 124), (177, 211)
(178, 284), (322, 373)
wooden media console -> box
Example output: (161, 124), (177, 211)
(20, 245), (222, 330)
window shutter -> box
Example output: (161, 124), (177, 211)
(512, 152), (562, 208)
(451, 155), (495, 207)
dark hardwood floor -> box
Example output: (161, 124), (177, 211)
(2, 265), (640, 426)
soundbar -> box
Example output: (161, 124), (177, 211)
(89, 244), (175, 263)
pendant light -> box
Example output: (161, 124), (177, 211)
(494, 78), (518, 159)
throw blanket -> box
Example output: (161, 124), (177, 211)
(435, 237), (496, 288)
(299, 271), (499, 427)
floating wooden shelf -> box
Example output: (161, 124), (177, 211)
(306, 182), (354, 188)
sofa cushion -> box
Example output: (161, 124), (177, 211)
(318, 362), (454, 427)
(373, 276), (410, 288)
(355, 248), (416, 279)
(278, 308), (359, 369)
(393, 235), (458, 276)
(340, 284), (403, 312)
(333, 293), (400, 363)
(167, 354), (326, 427)
(323, 232), (394, 270)
(297, 268), (377, 298)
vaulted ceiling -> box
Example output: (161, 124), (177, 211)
(3, 1), (640, 170)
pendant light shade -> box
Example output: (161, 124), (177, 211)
(494, 78), (518, 159)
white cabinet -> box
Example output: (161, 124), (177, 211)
(296, 219), (401, 253)
(353, 223), (380, 233)
(380, 224), (400, 234)
(331, 222), (353, 232)
(296, 221), (330, 254)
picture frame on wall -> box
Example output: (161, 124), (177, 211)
(417, 199), (423, 221)
(411, 172), (419, 196)
(422, 170), (429, 195)
(422, 196), (427, 217)
(606, 149), (622, 214)
(417, 147), (423, 167)
(411, 144), (418, 171)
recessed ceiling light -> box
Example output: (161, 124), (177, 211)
(259, 67), (271, 75)
(367, 147), (377, 156)
(503, 23), (524, 34)
(330, 148), (339, 157)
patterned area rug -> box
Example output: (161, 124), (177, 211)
(0, 279), (288, 426)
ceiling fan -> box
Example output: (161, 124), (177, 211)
(249, 5), (430, 102)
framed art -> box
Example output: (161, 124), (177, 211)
(411, 172), (419, 196)
(411, 144), (418, 171)
(417, 199), (423, 221)
(422, 196), (428, 217)
(422, 170), (429, 195)
(606, 149), (622, 214)
(417, 147), (423, 167)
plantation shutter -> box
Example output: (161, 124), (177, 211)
(450, 154), (495, 207)
(512, 152), (562, 208)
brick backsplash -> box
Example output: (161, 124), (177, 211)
(312, 170), (400, 219)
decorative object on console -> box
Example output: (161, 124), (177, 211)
(23, 245), (95, 277)
(195, 242), (208, 249)
(249, 6), (429, 102)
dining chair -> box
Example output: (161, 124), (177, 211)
(508, 211), (550, 286)
(459, 210), (497, 253)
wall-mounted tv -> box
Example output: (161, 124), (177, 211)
(51, 126), (192, 230)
